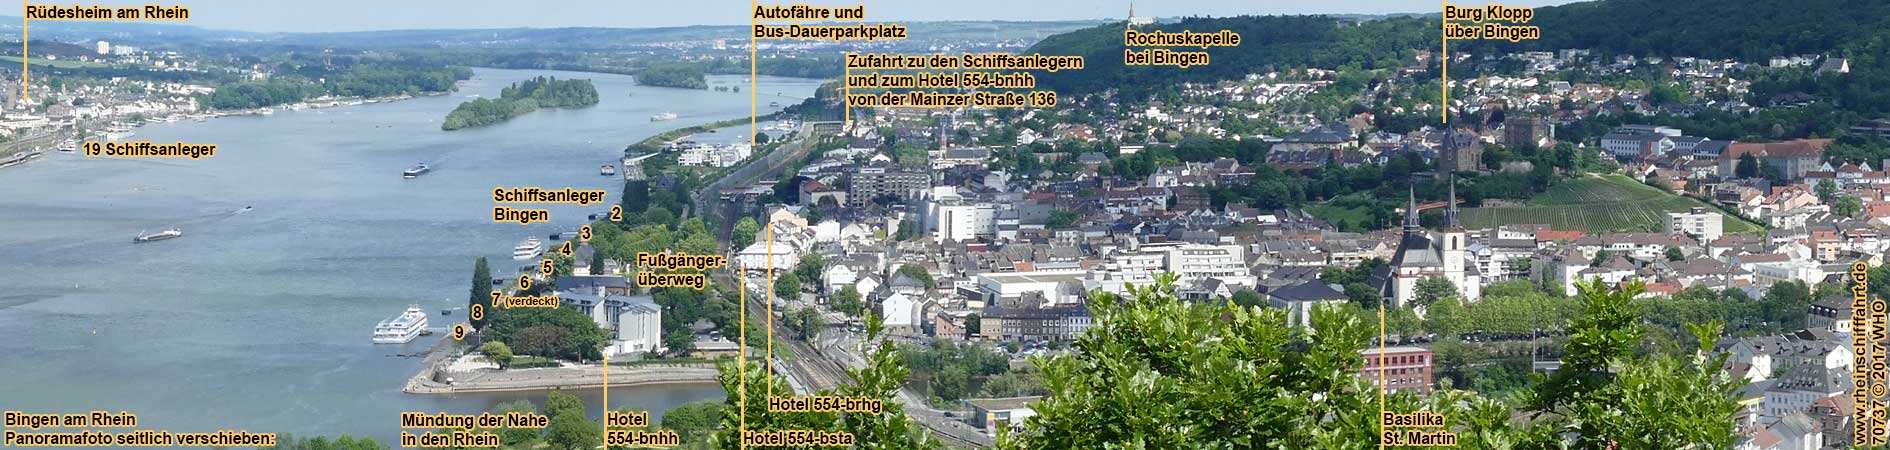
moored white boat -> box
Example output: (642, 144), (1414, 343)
(372, 305), (429, 344)
(513, 238), (543, 260)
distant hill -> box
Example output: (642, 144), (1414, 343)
(1453, 0), (1890, 61)
(0, 40), (98, 58)
(1024, 15), (1435, 100)
(0, 18), (1101, 52)
(1025, 0), (1890, 100)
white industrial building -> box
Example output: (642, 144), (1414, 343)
(973, 270), (1089, 307)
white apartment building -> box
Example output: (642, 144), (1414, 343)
(935, 202), (995, 243)
(1166, 243), (1248, 282)
(1091, 243), (1253, 296)
(1750, 260), (1826, 288)
(923, 187), (998, 244)
(1666, 207), (1725, 242)
(677, 143), (752, 167)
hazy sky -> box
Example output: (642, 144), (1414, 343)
(170, 0), (1581, 33)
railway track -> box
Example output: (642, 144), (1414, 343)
(733, 279), (993, 448)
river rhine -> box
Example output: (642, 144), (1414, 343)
(0, 68), (820, 444)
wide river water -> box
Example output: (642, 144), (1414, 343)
(0, 68), (820, 444)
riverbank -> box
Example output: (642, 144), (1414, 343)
(0, 150), (41, 169)
(194, 92), (438, 122)
(0, 69), (810, 443)
(627, 112), (785, 153)
(406, 355), (719, 394)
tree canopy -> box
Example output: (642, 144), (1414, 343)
(442, 76), (599, 130)
(996, 275), (1745, 449)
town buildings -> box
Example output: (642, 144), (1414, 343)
(1362, 346), (1434, 395)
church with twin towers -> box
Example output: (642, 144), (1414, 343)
(1371, 177), (1483, 308)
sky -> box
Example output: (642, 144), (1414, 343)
(168, 0), (1582, 33)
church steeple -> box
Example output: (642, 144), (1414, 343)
(1403, 184), (1421, 233)
(1445, 174), (1459, 228)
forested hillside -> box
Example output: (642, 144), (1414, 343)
(1028, 0), (1890, 109)
(1025, 15), (1434, 101)
(1454, 0), (1890, 61)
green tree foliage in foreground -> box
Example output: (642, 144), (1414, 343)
(257, 434), (386, 450)
(996, 275), (1746, 449)
(661, 400), (724, 450)
(710, 313), (939, 449)
(442, 76), (599, 130)
(266, 393), (722, 450)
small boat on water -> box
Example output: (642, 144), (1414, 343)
(372, 305), (429, 344)
(0, 151), (38, 168)
(513, 238), (544, 260)
(600, 164), (616, 176)
(770, 101), (780, 107)
(104, 126), (134, 141)
(650, 112), (677, 122)
(134, 228), (182, 243)
(403, 163), (430, 179)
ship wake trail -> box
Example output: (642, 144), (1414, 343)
(146, 205), (256, 231)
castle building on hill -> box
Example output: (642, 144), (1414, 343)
(1437, 127), (1484, 173)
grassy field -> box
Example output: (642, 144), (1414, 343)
(0, 55), (109, 69)
(1307, 203), (1373, 228)
(1461, 174), (1764, 234)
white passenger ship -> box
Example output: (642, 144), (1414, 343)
(513, 237), (544, 260)
(372, 305), (429, 344)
